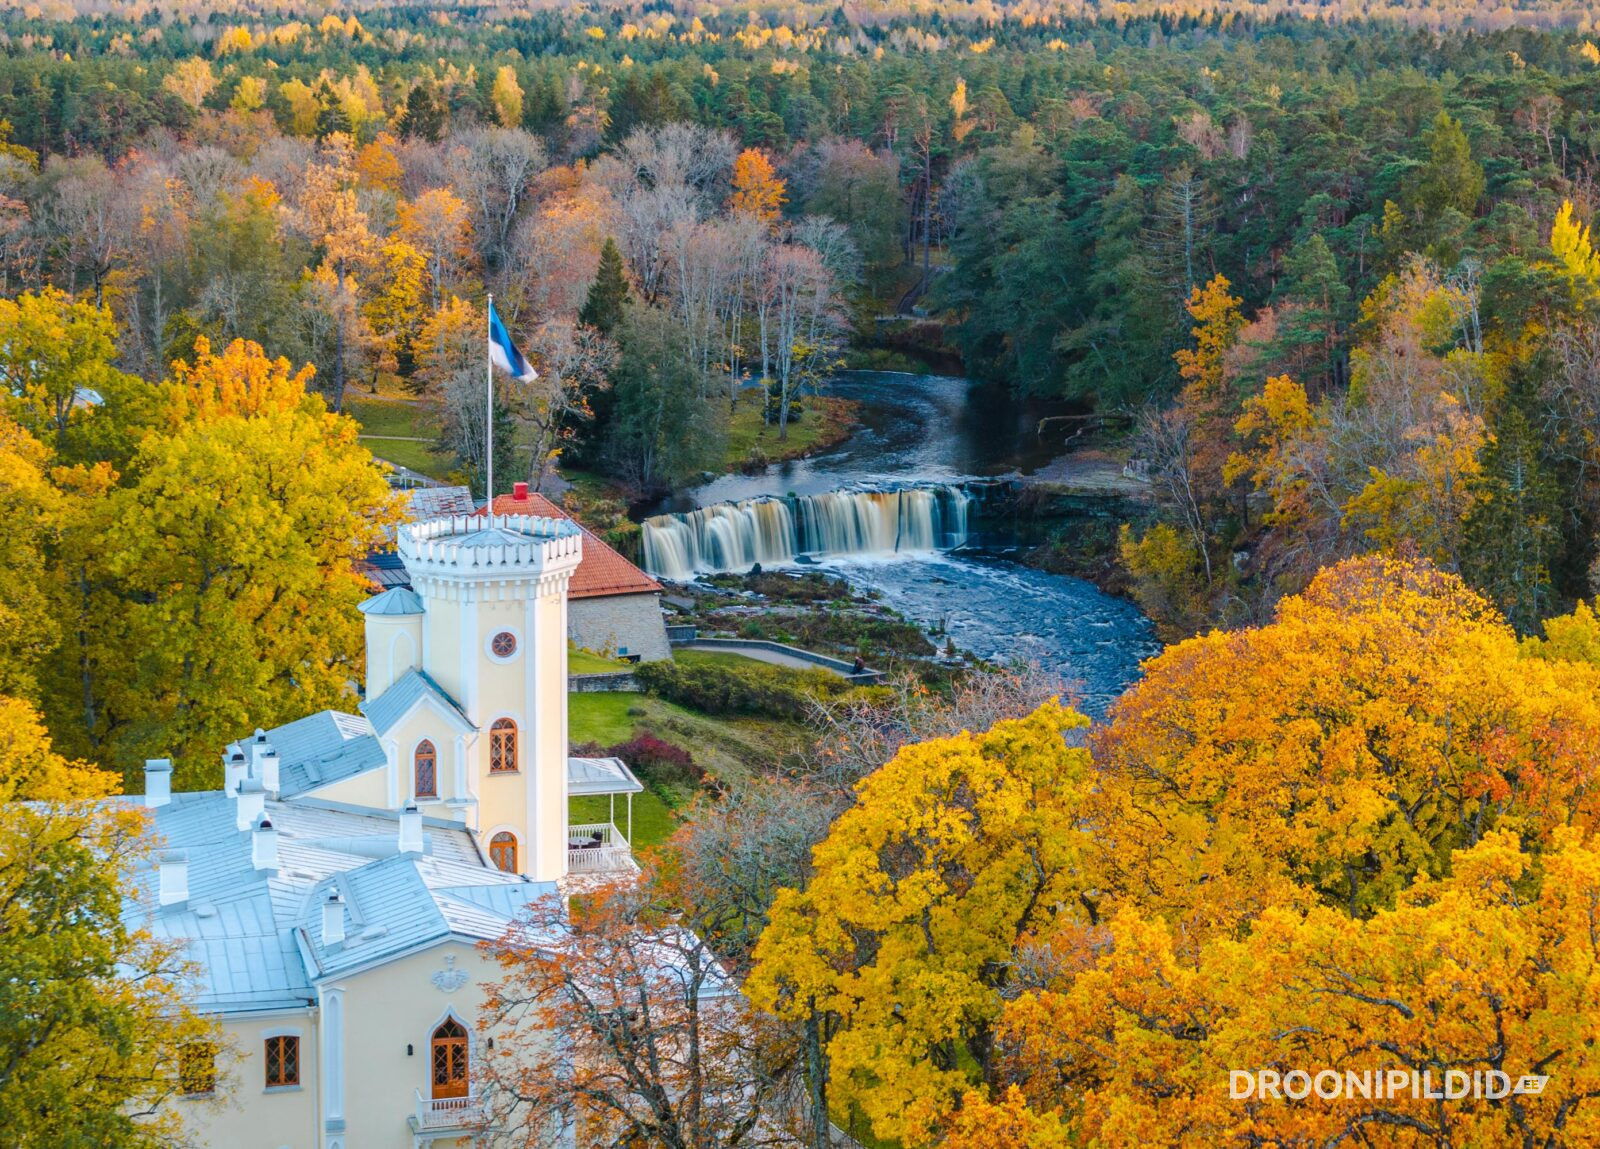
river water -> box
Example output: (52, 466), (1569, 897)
(647, 372), (1158, 714)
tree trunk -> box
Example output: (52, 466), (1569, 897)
(805, 1008), (831, 1149)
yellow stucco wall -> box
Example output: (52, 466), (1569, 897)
(172, 1008), (319, 1149)
(325, 939), (518, 1148)
(171, 938), (537, 1149)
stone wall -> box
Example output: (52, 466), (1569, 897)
(568, 593), (671, 662)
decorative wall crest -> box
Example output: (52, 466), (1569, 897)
(430, 953), (469, 993)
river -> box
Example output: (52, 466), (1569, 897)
(643, 372), (1158, 715)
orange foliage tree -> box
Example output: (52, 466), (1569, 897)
(729, 148), (786, 224)
(754, 556), (1600, 1148)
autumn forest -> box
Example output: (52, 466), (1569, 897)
(8, 0), (1600, 1146)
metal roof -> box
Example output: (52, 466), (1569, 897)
(359, 668), (474, 737)
(567, 756), (645, 796)
(235, 710), (388, 800)
(358, 586), (425, 616)
(407, 486), (478, 520)
(125, 792), (551, 1015)
(297, 851), (556, 981)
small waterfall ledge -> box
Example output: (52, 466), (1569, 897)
(641, 485), (972, 579)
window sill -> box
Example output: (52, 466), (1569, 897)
(264, 1084), (302, 1094)
(488, 770), (520, 777)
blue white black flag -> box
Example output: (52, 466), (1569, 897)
(487, 300), (538, 381)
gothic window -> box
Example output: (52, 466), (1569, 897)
(491, 631), (517, 658)
(430, 1018), (469, 1100)
(414, 739), (437, 798)
(489, 718), (517, 773)
(489, 832), (517, 873)
(265, 1035), (299, 1088)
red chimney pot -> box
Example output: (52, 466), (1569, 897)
(512, 481), (528, 499)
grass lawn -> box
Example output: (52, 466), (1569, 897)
(346, 397), (454, 481)
(568, 692), (641, 746)
(672, 648), (767, 670)
(567, 690), (807, 782)
(722, 391), (859, 469)
(569, 646), (629, 674)
(568, 790), (676, 851)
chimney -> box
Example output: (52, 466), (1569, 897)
(224, 748), (247, 797)
(235, 777), (265, 832)
(322, 890), (345, 949)
(252, 815), (279, 872)
(398, 802), (424, 854)
(143, 759), (172, 808)
(247, 729), (273, 779)
(260, 748), (280, 798)
(513, 480), (529, 500)
(158, 851), (189, 906)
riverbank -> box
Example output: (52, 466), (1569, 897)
(722, 391), (862, 472)
(997, 450), (1158, 601)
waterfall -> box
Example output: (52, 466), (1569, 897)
(641, 485), (971, 579)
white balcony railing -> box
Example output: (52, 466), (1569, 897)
(412, 1088), (485, 1131)
(567, 822), (632, 873)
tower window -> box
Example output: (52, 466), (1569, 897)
(489, 718), (517, 773)
(489, 831), (517, 873)
(414, 740), (437, 799)
(491, 631), (517, 658)
(265, 1035), (299, 1088)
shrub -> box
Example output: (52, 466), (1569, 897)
(608, 733), (703, 789)
(635, 657), (846, 721)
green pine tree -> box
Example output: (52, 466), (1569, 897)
(314, 81), (352, 140)
(1407, 112), (1485, 223)
(580, 239), (631, 336)
(397, 82), (445, 143)
(1273, 232), (1351, 390)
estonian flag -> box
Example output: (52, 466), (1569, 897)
(488, 300), (538, 382)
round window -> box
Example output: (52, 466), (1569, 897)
(491, 631), (517, 658)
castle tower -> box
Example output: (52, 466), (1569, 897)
(365, 513), (583, 882)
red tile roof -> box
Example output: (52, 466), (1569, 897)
(479, 490), (663, 600)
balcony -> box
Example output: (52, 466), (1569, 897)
(409, 1088), (486, 1135)
(566, 822), (633, 873)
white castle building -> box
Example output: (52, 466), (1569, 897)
(125, 513), (644, 1148)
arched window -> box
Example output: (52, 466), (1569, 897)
(430, 1017), (469, 1100)
(414, 740), (437, 799)
(489, 718), (517, 773)
(489, 832), (517, 873)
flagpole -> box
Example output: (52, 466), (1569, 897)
(486, 292), (494, 512)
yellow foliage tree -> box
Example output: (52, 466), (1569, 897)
(229, 75), (267, 114)
(396, 187), (471, 308)
(42, 339), (400, 785)
(0, 693), (221, 1146)
(490, 65), (524, 129)
(748, 703), (1097, 1145)
(1550, 199), (1600, 305)
(0, 417), (61, 703)
(1173, 273), (1244, 401)
(279, 78), (320, 136)
(160, 58), (217, 109)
